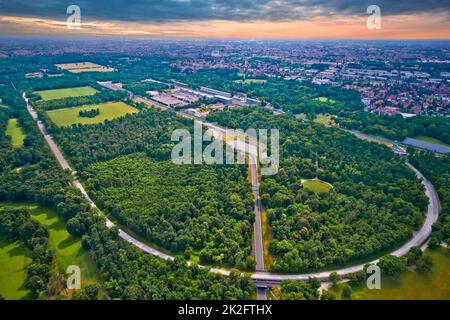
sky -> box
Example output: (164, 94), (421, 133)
(1, 0), (449, 39)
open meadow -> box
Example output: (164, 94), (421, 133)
(5, 118), (26, 148)
(301, 179), (333, 194)
(46, 101), (139, 127)
(0, 238), (33, 300)
(35, 86), (97, 101)
(332, 248), (450, 300)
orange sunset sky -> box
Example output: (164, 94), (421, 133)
(1, 1), (449, 39)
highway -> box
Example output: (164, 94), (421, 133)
(24, 93), (441, 297)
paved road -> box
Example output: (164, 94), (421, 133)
(24, 93), (441, 290)
(249, 158), (265, 273)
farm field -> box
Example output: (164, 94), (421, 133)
(46, 101), (139, 127)
(301, 179), (333, 194)
(55, 62), (115, 73)
(0, 237), (33, 300)
(35, 86), (97, 101)
(0, 202), (101, 289)
(5, 118), (26, 148)
(333, 248), (450, 300)
(414, 136), (450, 147)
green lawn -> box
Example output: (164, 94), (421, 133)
(46, 101), (139, 127)
(0, 238), (33, 300)
(0, 202), (101, 289)
(301, 179), (333, 194)
(5, 118), (26, 148)
(332, 248), (450, 300)
(35, 86), (97, 101)
(414, 136), (450, 147)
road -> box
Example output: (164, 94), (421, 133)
(24, 93), (441, 294)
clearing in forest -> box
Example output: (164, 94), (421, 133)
(55, 62), (115, 73)
(6, 118), (26, 148)
(46, 101), (139, 127)
(301, 179), (333, 194)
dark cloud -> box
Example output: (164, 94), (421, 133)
(1, 0), (449, 22)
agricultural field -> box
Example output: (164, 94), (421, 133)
(46, 101), (139, 127)
(301, 179), (333, 194)
(55, 62), (116, 73)
(0, 202), (101, 289)
(5, 118), (26, 148)
(35, 86), (97, 101)
(333, 248), (450, 300)
(0, 238), (33, 300)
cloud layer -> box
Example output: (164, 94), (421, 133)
(2, 0), (450, 23)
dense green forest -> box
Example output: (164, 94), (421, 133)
(208, 107), (428, 272)
(49, 108), (190, 168)
(81, 153), (255, 269)
(79, 214), (255, 299)
(0, 85), (257, 299)
(410, 152), (450, 246)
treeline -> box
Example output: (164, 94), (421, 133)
(0, 207), (53, 298)
(31, 89), (128, 111)
(336, 112), (450, 144)
(207, 107), (428, 273)
(410, 152), (450, 246)
(79, 108), (100, 118)
(81, 153), (255, 269)
(123, 81), (169, 96)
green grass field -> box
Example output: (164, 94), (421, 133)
(301, 179), (333, 194)
(47, 101), (139, 127)
(0, 202), (101, 289)
(35, 86), (97, 101)
(332, 248), (450, 300)
(0, 238), (33, 300)
(414, 136), (450, 147)
(5, 118), (26, 148)
(315, 97), (336, 104)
